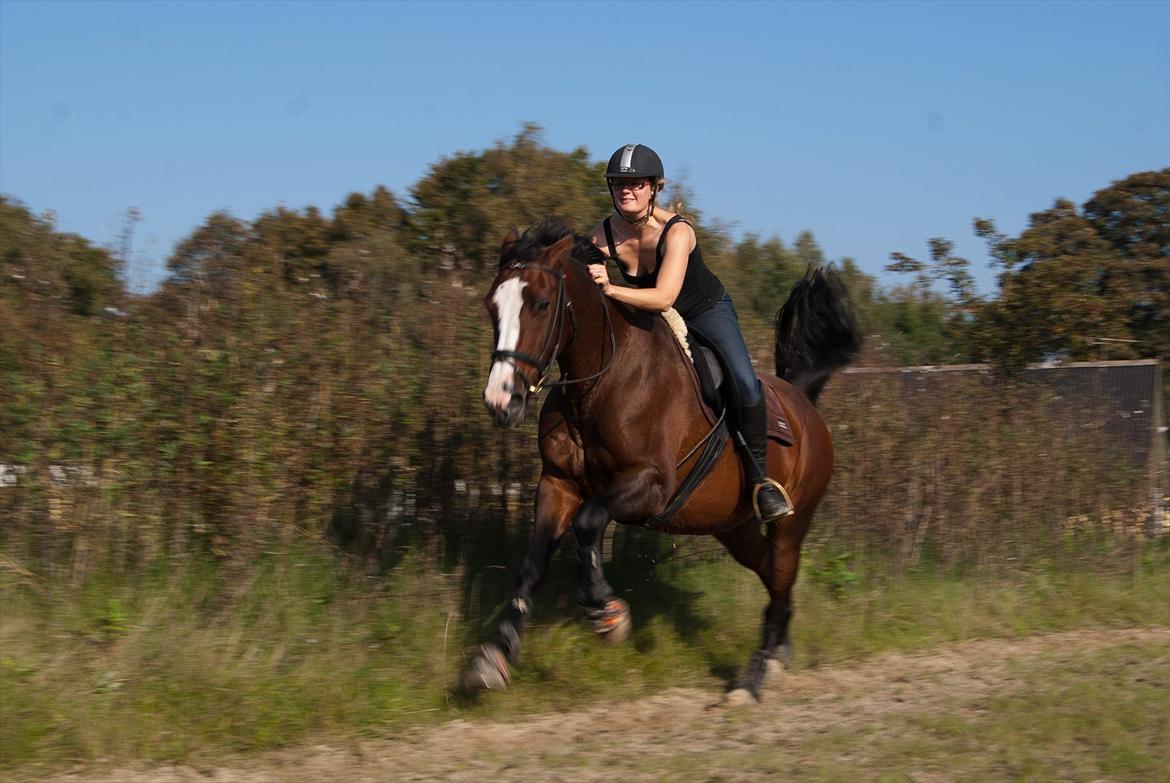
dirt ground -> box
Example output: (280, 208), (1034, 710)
(32, 627), (1170, 783)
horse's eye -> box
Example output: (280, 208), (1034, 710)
(534, 298), (551, 313)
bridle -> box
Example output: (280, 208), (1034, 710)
(489, 260), (617, 395)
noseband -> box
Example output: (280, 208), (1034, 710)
(490, 261), (617, 394)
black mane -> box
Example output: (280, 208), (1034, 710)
(502, 217), (605, 267)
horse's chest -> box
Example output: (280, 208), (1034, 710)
(578, 421), (667, 494)
(581, 444), (620, 491)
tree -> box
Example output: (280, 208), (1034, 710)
(881, 238), (976, 365)
(409, 124), (612, 276)
(0, 197), (122, 318)
(331, 186), (408, 243)
(718, 234), (802, 321)
(165, 211), (249, 291)
(1082, 168), (1170, 362)
(1083, 168), (1170, 260)
(973, 171), (1166, 365)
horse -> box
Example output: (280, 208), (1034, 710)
(468, 219), (861, 702)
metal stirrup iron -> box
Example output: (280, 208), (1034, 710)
(752, 478), (795, 523)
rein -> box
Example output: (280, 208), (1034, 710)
(490, 260), (618, 394)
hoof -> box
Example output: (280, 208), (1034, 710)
(587, 597), (632, 645)
(721, 688), (759, 707)
(764, 657), (784, 684)
(462, 644), (510, 692)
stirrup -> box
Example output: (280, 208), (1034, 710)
(752, 479), (795, 523)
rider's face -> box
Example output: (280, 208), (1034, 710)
(609, 178), (654, 212)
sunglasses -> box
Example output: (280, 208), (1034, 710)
(608, 178), (651, 192)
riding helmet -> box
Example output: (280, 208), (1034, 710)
(606, 144), (664, 181)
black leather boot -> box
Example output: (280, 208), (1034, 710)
(738, 397), (794, 522)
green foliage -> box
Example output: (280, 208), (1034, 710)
(974, 199), (1131, 365)
(0, 197), (122, 317)
(721, 233), (804, 321)
(866, 288), (964, 365)
(99, 598), (130, 642)
(972, 169), (1169, 367)
(810, 552), (859, 599)
(410, 123), (612, 276)
(878, 237), (976, 365)
(881, 169), (1169, 372)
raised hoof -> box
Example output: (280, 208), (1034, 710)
(586, 597), (632, 645)
(764, 657), (784, 683)
(462, 644), (510, 692)
(720, 687), (759, 707)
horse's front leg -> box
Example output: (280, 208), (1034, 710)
(463, 474), (579, 692)
(575, 463), (669, 643)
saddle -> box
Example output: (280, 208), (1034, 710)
(663, 312), (793, 447)
(643, 312), (793, 527)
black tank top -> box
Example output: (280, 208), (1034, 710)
(603, 215), (725, 320)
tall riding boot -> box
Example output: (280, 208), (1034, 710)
(738, 397), (794, 523)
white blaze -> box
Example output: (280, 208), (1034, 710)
(484, 278), (528, 408)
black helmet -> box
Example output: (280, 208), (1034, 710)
(606, 144), (664, 181)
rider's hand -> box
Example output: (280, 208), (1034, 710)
(588, 264), (612, 295)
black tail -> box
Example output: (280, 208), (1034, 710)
(773, 266), (863, 405)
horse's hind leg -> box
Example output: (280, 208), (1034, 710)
(715, 521), (770, 584)
(714, 522), (775, 701)
(728, 507), (815, 703)
(463, 475), (579, 692)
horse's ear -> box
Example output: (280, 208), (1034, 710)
(546, 233), (574, 264)
(499, 228), (520, 267)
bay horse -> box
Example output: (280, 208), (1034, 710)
(469, 219), (861, 702)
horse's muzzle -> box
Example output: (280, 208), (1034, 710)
(484, 361), (531, 428)
(485, 390), (527, 428)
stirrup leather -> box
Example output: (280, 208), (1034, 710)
(752, 478), (795, 522)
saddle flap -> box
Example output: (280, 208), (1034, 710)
(764, 384), (795, 446)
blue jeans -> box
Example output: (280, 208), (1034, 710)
(685, 293), (762, 407)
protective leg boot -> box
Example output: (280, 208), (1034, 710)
(739, 397), (794, 523)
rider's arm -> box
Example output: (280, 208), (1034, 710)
(588, 222), (695, 313)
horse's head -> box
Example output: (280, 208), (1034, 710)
(482, 224), (576, 428)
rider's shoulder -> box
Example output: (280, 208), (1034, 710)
(658, 211), (696, 245)
(587, 221), (611, 256)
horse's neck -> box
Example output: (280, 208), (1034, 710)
(556, 271), (613, 385)
(558, 273), (675, 400)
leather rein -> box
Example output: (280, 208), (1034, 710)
(489, 261), (617, 394)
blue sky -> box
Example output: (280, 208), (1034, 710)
(2, 0), (1167, 294)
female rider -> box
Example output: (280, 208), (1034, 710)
(587, 143), (792, 523)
